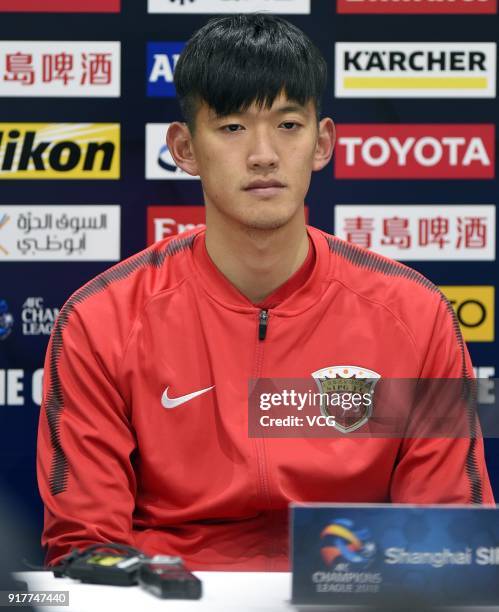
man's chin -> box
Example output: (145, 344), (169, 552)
(235, 206), (301, 232)
(239, 216), (292, 232)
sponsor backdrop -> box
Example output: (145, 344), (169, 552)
(0, 0), (497, 561)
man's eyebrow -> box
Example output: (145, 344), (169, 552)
(208, 104), (309, 122)
(273, 104), (308, 115)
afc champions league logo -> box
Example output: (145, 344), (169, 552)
(320, 518), (376, 569)
(0, 299), (14, 340)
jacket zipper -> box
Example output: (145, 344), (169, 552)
(258, 309), (269, 341)
(253, 308), (275, 569)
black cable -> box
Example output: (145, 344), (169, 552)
(22, 542), (146, 576)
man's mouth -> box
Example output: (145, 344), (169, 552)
(244, 179), (286, 196)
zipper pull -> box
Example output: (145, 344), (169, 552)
(258, 309), (269, 341)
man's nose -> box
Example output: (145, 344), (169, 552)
(247, 128), (279, 170)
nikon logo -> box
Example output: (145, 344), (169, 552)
(0, 124), (120, 179)
(335, 43), (496, 98)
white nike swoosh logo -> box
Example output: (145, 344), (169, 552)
(161, 385), (215, 409)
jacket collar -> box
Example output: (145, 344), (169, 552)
(189, 225), (332, 315)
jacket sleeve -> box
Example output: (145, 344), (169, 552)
(390, 294), (495, 505)
(37, 302), (137, 566)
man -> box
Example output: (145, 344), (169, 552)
(37, 14), (494, 572)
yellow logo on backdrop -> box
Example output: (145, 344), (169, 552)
(0, 123), (120, 179)
(440, 286), (495, 342)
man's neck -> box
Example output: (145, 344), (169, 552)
(204, 211), (309, 304)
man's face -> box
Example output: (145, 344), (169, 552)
(187, 93), (327, 231)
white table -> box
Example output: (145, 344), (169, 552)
(15, 571), (294, 612)
(15, 571), (499, 612)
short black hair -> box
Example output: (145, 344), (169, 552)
(174, 13), (327, 132)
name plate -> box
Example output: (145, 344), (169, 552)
(291, 503), (499, 607)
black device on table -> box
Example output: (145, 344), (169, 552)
(139, 556), (202, 599)
(53, 543), (202, 599)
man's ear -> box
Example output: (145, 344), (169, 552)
(312, 117), (336, 172)
(166, 122), (199, 176)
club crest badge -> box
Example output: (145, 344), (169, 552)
(311, 365), (381, 433)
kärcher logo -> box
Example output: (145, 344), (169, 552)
(335, 43), (496, 98)
(343, 50), (486, 72)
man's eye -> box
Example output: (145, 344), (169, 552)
(281, 122), (299, 130)
(222, 124), (243, 132)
